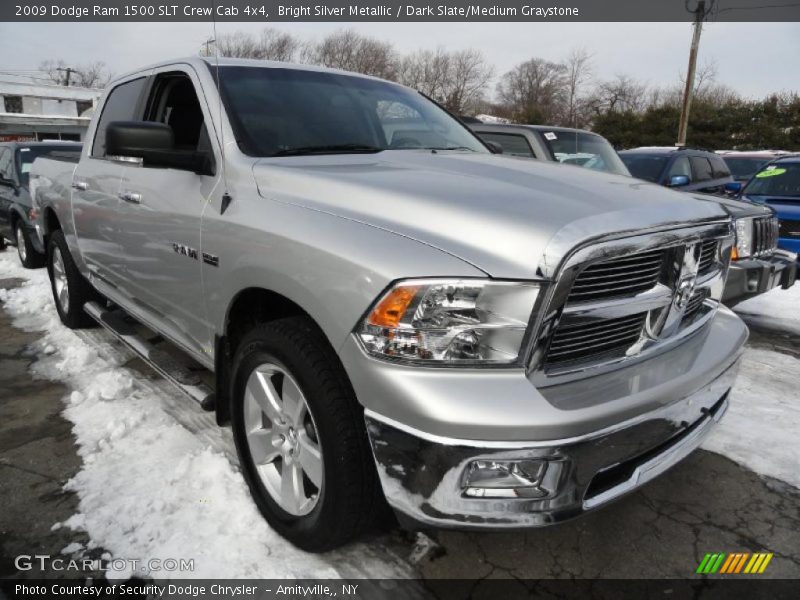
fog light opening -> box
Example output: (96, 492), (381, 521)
(463, 459), (555, 499)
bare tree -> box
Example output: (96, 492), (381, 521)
(40, 60), (113, 88)
(589, 74), (649, 115)
(398, 47), (492, 114)
(563, 47), (594, 127)
(304, 29), (397, 80)
(496, 58), (567, 124)
(212, 28), (301, 62)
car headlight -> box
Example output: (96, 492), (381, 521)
(733, 217), (754, 260)
(357, 279), (539, 365)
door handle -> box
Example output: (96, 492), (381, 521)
(118, 191), (142, 204)
(72, 180), (88, 191)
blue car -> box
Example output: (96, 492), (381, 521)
(741, 155), (800, 257)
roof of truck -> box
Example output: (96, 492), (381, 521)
(108, 56), (396, 88)
(471, 123), (604, 137)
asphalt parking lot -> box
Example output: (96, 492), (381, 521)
(1, 268), (799, 582)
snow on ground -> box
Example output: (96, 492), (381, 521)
(733, 282), (800, 336)
(0, 253), (414, 580)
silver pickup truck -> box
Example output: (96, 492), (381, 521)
(31, 57), (747, 551)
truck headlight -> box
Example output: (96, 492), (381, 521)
(733, 217), (754, 260)
(357, 279), (539, 365)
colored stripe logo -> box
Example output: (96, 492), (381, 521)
(696, 552), (773, 574)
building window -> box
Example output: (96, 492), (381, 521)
(3, 96), (23, 113)
(76, 100), (93, 115)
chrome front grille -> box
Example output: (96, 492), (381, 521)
(545, 312), (647, 368)
(530, 221), (734, 384)
(697, 239), (718, 273)
(752, 216), (779, 257)
(567, 249), (663, 303)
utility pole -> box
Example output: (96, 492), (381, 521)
(677, 0), (709, 147)
(56, 66), (75, 86)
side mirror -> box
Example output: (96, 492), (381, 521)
(669, 174), (690, 187)
(484, 141), (504, 154)
(724, 181), (743, 196)
(106, 121), (214, 176)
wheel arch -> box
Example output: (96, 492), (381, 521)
(215, 286), (342, 426)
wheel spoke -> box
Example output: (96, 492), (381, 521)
(248, 430), (280, 465)
(281, 376), (305, 425)
(246, 371), (283, 424)
(297, 432), (323, 488)
(280, 462), (304, 514)
(58, 286), (69, 307)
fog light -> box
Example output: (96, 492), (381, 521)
(463, 459), (552, 499)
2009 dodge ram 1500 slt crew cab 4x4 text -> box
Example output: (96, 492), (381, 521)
(31, 57), (747, 552)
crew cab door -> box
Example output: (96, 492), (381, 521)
(113, 66), (220, 360)
(73, 76), (148, 287)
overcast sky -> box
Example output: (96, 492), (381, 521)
(1, 22), (797, 98)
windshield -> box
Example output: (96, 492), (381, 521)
(619, 154), (668, 183)
(214, 66), (488, 157)
(16, 145), (81, 186)
(743, 162), (800, 198)
(539, 130), (630, 176)
(723, 157), (770, 181)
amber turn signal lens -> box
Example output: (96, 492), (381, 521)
(367, 285), (420, 328)
(730, 245), (738, 261)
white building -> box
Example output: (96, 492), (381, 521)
(0, 74), (103, 142)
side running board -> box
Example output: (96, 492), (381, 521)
(83, 301), (215, 410)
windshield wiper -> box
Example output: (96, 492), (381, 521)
(271, 144), (384, 157)
(423, 146), (477, 152)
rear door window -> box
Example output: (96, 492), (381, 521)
(91, 77), (147, 158)
(476, 132), (535, 158)
(690, 156), (713, 182)
(709, 156), (731, 179)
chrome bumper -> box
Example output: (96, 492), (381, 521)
(365, 358), (739, 529)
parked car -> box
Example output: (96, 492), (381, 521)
(740, 155), (800, 257)
(32, 57), (746, 551)
(719, 151), (785, 184)
(712, 195), (796, 305)
(619, 147), (733, 195)
(470, 123), (631, 176)
(0, 141), (82, 267)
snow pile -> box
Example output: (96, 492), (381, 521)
(734, 282), (800, 335)
(0, 253), (412, 580)
(702, 347), (800, 488)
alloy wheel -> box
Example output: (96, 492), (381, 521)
(243, 362), (323, 516)
(52, 246), (70, 312)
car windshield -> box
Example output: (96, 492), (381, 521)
(214, 66), (488, 157)
(539, 130), (630, 176)
(619, 154), (668, 183)
(16, 145), (81, 186)
(723, 157), (770, 181)
(743, 162), (800, 197)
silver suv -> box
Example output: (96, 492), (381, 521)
(31, 58), (746, 551)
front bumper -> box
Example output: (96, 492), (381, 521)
(356, 309), (746, 529)
(723, 249), (797, 306)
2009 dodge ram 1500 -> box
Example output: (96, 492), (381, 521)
(31, 57), (747, 551)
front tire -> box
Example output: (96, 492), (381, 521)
(0, 237), (6, 251)
(230, 317), (383, 552)
(15, 223), (45, 269)
(47, 230), (99, 329)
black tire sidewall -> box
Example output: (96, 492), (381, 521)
(46, 230), (95, 328)
(16, 223), (43, 269)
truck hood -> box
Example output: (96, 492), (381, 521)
(253, 151), (729, 279)
(689, 192), (773, 218)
